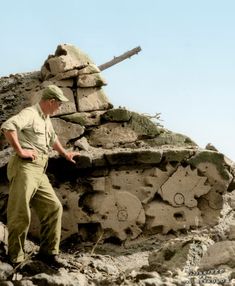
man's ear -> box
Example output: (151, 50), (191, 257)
(50, 99), (56, 104)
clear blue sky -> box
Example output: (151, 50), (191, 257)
(1, 0), (235, 160)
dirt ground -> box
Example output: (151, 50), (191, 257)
(0, 226), (233, 286)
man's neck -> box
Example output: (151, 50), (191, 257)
(39, 101), (50, 116)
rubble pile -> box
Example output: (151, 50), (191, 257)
(0, 44), (235, 285)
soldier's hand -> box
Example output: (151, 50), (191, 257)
(64, 151), (80, 164)
(18, 149), (38, 160)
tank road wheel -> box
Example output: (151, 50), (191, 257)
(80, 190), (145, 241)
(158, 166), (211, 207)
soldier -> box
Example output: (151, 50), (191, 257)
(1, 85), (79, 268)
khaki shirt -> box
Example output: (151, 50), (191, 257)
(1, 104), (57, 154)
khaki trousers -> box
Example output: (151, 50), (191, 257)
(7, 154), (62, 263)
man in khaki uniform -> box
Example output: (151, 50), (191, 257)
(1, 85), (79, 267)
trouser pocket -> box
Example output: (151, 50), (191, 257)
(7, 155), (19, 182)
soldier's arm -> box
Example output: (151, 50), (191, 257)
(52, 139), (80, 164)
(3, 130), (37, 160)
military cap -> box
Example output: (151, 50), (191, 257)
(42, 85), (69, 102)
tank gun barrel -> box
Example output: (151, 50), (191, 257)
(98, 46), (142, 71)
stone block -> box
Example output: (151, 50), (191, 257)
(53, 69), (80, 80)
(61, 111), (106, 126)
(55, 44), (94, 67)
(101, 108), (132, 122)
(76, 87), (112, 112)
(77, 73), (107, 87)
(48, 55), (86, 74)
(88, 122), (138, 147)
(148, 237), (214, 274)
(145, 131), (197, 147)
(0, 72), (41, 121)
(105, 150), (162, 166)
(197, 197), (221, 226)
(47, 56), (68, 75)
(128, 112), (163, 138)
(43, 79), (74, 88)
(74, 137), (90, 151)
(199, 241), (235, 269)
(51, 118), (84, 147)
(41, 43), (94, 79)
(162, 148), (195, 162)
(188, 150), (233, 183)
(77, 63), (100, 75)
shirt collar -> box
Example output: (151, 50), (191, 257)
(35, 103), (48, 120)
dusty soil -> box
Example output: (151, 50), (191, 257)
(0, 227), (233, 286)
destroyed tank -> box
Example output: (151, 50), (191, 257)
(0, 44), (235, 244)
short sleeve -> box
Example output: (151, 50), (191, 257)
(1, 108), (34, 132)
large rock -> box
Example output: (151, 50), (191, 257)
(61, 111), (106, 126)
(41, 44), (94, 80)
(76, 87), (112, 112)
(145, 131), (197, 147)
(77, 73), (107, 88)
(88, 123), (138, 147)
(0, 72), (41, 127)
(199, 241), (235, 269)
(51, 118), (84, 147)
(87, 111), (164, 147)
(148, 237), (214, 273)
(77, 63), (101, 75)
(101, 108), (132, 122)
(31, 269), (88, 286)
